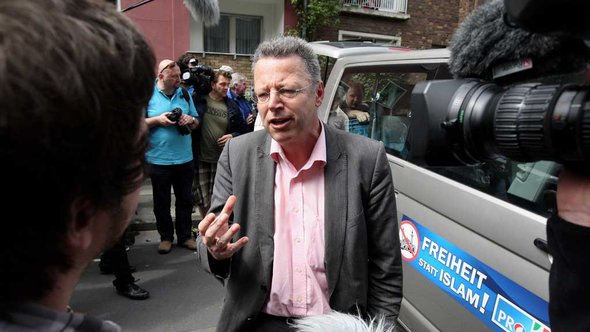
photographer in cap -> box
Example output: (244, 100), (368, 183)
(145, 59), (200, 254)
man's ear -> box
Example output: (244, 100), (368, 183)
(64, 199), (95, 252)
(315, 81), (325, 107)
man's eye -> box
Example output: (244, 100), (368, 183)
(279, 89), (297, 97)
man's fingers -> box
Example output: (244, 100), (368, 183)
(198, 213), (217, 236)
(209, 236), (249, 260)
(226, 236), (249, 253)
(221, 195), (237, 216)
(216, 223), (241, 247)
(205, 212), (230, 240)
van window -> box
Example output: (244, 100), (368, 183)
(326, 62), (560, 217)
(318, 55), (337, 83)
(329, 64), (445, 155)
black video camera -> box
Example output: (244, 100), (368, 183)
(409, 0), (590, 170)
(182, 60), (214, 95)
(166, 108), (192, 135)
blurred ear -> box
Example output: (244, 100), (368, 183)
(315, 81), (325, 107)
(64, 198), (95, 252)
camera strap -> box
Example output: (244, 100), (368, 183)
(180, 87), (191, 105)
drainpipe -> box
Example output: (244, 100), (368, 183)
(302, 0), (308, 39)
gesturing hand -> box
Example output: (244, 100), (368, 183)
(198, 195), (249, 260)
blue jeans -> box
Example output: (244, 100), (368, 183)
(148, 162), (194, 243)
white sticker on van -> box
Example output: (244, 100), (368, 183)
(401, 214), (551, 332)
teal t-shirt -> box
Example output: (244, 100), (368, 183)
(145, 85), (198, 165)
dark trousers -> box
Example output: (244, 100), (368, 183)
(100, 236), (133, 288)
(148, 162), (194, 243)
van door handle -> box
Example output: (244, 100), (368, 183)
(534, 238), (549, 254)
(534, 238), (553, 264)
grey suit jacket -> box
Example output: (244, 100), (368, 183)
(197, 124), (403, 332)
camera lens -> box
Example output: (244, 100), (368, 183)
(410, 79), (590, 166)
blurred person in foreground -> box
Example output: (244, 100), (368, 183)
(548, 169), (590, 331)
(0, 0), (155, 330)
(197, 36), (402, 331)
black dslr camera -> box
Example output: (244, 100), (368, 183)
(166, 108), (192, 135)
(409, 0), (590, 171)
(181, 59), (215, 95)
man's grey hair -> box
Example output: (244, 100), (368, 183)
(252, 36), (321, 86)
(230, 73), (247, 87)
(292, 311), (396, 332)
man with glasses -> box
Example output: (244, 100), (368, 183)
(192, 70), (249, 218)
(196, 36), (403, 332)
(146, 59), (199, 254)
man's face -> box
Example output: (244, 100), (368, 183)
(211, 75), (230, 99)
(161, 65), (181, 90)
(254, 55), (324, 147)
(235, 81), (247, 96)
(345, 87), (362, 108)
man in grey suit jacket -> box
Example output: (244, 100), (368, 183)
(197, 36), (402, 332)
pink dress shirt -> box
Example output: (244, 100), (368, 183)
(261, 124), (331, 317)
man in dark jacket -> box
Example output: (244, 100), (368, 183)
(193, 69), (250, 217)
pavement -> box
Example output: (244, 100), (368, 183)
(70, 179), (224, 332)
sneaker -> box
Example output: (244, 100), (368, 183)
(180, 238), (197, 250)
(158, 240), (172, 254)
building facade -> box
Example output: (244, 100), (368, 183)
(119, 0), (484, 82)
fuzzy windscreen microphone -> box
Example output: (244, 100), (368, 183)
(183, 0), (220, 27)
(449, 0), (590, 81)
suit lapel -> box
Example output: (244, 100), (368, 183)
(323, 126), (348, 297)
(255, 135), (275, 284)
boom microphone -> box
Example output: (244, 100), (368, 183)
(122, 0), (220, 27)
(448, 0), (590, 81)
(183, 0), (220, 27)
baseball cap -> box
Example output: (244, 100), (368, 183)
(219, 65), (233, 74)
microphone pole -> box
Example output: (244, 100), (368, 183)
(121, 0), (155, 13)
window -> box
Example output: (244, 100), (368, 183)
(236, 17), (261, 55)
(204, 16), (229, 53)
(204, 14), (261, 55)
(331, 65), (438, 155)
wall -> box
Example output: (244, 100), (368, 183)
(316, 0), (482, 49)
(122, 0), (190, 65)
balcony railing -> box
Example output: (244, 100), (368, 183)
(342, 0), (408, 14)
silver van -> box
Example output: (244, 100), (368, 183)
(311, 43), (555, 332)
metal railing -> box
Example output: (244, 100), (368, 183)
(342, 0), (408, 14)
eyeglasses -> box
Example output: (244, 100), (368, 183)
(252, 84), (312, 104)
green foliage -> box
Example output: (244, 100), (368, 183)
(291, 0), (340, 40)
(284, 28), (300, 37)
